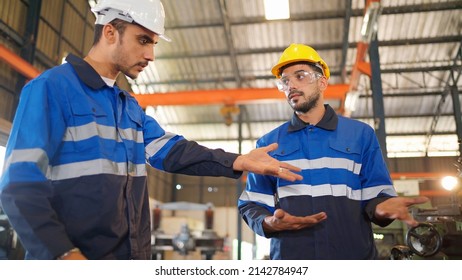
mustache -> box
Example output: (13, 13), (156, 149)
(136, 62), (149, 68)
(288, 89), (304, 99)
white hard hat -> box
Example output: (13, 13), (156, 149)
(91, 0), (171, 42)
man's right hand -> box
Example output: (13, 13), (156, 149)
(263, 209), (327, 233)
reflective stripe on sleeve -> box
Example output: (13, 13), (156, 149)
(3, 148), (49, 175)
(145, 131), (177, 158)
(362, 184), (397, 198)
(239, 190), (275, 208)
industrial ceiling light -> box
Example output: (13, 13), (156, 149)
(441, 176), (458, 191)
(360, 1), (382, 43)
(264, 0), (290, 20)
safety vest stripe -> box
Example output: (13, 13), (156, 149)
(239, 190), (275, 207)
(63, 122), (143, 143)
(278, 184), (396, 201)
(119, 127), (143, 143)
(145, 131), (177, 158)
(285, 157), (362, 174)
(3, 148), (49, 175)
(51, 159), (146, 181)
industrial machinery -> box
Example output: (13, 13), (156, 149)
(390, 204), (462, 259)
(151, 202), (225, 260)
(0, 209), (24, 259)
(391, 159), (462, 259)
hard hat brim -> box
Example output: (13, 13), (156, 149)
(271, 58), (318, 78)
(159, 33), (172, 42)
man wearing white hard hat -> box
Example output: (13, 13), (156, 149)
(0, 0), (302, 260)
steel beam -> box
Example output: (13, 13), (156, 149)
(12, 0), (42, 116)
(0, 44), (349, 108)
(133, 85), (349, 108)
(369, 37), (388, 160)
(424, 42), (462, 155)
(0, 44), (40, 80)
(340, 0), (353, 82)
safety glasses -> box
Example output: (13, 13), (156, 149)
(276, 70), (322, 92)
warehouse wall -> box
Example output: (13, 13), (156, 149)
(0, 0), (131, 124)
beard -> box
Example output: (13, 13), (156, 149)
(289, 87), (321, 114)
(112, 41), (145, 80)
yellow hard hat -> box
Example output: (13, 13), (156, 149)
(271, 44), (330, 79)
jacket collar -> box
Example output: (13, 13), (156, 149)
(288, 104), (338, 132)
(65, 54), (106, 90)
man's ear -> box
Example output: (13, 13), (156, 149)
(102, 24), (117, 44)
(318, 76), (328, 91)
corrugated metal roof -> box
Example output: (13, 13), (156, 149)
(127, 0), (462, 158)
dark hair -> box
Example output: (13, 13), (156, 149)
(279, 62), (324, 77)
(92, 19), (129, 46)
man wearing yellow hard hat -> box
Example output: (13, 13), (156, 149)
(238, 44), (428, 259)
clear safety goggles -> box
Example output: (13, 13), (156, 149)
(276, 71), (322, 92)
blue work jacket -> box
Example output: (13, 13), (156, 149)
(238, 105), (396, 259)
(0, 54), (240, 259)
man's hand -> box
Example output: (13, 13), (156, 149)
(233, 143), (303, 182)
(375, 196), (429, 227)
(58, 249), (87, 260)
(263, 209), (327, 233)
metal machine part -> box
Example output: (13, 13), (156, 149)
(0, 214), (9, 259)
(406, 223), (442, 257)
(390, 245), (412, 260)
(390, 204), (462, 259)
(172, 224), (196, 255)
(151, 202), (225, 260)
(392, 158), (462, 259)
(0, 212), (24, 260)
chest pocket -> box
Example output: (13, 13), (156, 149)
(70, 98), (107, 118)
(119, 97), (144, 144)
(125, 98), (143, 127)
(328, 139), (362, 175)
(328, 139), (361, 156)
(271, 141), (301, 161)
(66, 97), (112, 152)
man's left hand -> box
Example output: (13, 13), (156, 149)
(375, 196), (429, 227)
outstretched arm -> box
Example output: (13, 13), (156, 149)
(375, 196), (429, 227)
(233, 143), (303, 182)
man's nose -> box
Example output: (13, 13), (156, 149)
(145, 47), (155, 62)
